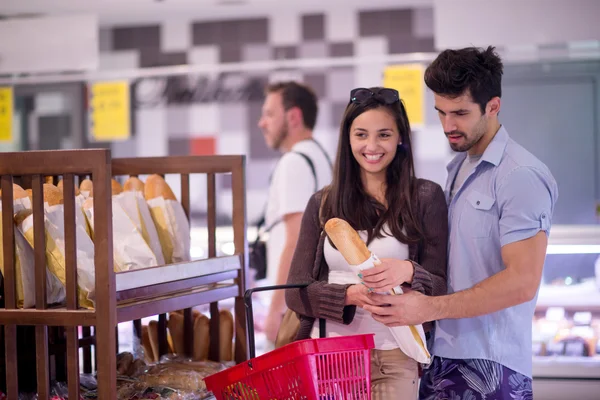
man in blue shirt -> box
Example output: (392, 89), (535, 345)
(364, 46), (558, 399)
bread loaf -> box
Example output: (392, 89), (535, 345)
(123, 177), (145, 192)
(147, 320), (160, 363)
(57, 179), (81, 196)
(0, 184), (28, 201)
(79, 179), (93, 195)
(111, 179), (123, 195)
(144, 174), (177, 201)
(324, 218), (371, 265)
(324, 217), (428, 356)
(116, 352), (134, 376)
(168, 312), (185, 356)
(219, 309), (234, 361)
(193, 314), (210, 361)
(43, 184), (63, 206)
(141, 324), (154, 363)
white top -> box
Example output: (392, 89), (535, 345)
(311, 226), (410, 350)
(264, 139), (333, 285)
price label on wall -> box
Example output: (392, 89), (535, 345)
(0, 87), (13, 142)
(89, 81), (131, 141)
(383, 64), (425, 126)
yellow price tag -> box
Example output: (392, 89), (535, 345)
(89, 81), (131, 141)
(383, 64), (425, 126)
(0, 87), (13, 142)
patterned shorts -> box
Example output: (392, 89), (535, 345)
(418, 356), (533, 400)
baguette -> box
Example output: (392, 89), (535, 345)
(168, 312), (185, 356)
(324, 218), (371, 265)
(79, 179), (93, 195)
(147, 320), (160, 363)
(144, 174), (177, 201)
(0, 184), (28, 201)
(219, 309), (234, 361)
(43, 184), (63, 206)
(56, 179), (81, 196)
(141, 324), (154, 363)
(193, 314), (210, 361)
(123, 177), (145, 192)
(324, 217), (428, 354)
(111, 179), (123, 195)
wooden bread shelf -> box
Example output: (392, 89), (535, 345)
(0, 149), (249, 399)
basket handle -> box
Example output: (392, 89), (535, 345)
(244, 284), (326, 359)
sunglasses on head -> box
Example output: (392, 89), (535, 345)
(350, 88), (400, 105)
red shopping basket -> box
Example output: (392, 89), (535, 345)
(205, 333), (374, 399)
(204, 284), (375, 400)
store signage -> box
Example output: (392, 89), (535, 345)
(133, 74), (266, 108)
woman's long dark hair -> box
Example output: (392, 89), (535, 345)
(320, 87), (425, 245)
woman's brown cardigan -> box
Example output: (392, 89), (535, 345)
(285, 178), (448, 340)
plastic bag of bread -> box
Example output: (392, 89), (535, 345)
(139, 361), (230, 393)
(114, 177), (166, 265)
(16, 184), (95, 308)
(324, 218), (431, 365)
(144, 175), (190, 264)
(82, 180), (159, 272)
(0, 185), (66, 308)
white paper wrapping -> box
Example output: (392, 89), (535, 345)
(114, 191), (165, 265)
(43, 203), (96, 305)
(349, 253), (431, 365)
(84, 196), (159, 272)
(147, 197), (191, 264)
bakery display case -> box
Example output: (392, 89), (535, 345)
(533, 225), (600, 399)
(0, 149), (249, 399)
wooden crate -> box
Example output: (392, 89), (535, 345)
(0, 149), (249, 399)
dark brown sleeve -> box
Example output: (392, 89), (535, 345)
(410, 181), (448, 297)
(285, 193), (356, 324)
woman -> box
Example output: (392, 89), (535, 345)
(285, 87), (448, 398)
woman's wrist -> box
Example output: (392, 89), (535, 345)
(404, 260), (416, 284)
(344, 285), (355, 306)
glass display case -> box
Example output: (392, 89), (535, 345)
(533, 225), (600, 399)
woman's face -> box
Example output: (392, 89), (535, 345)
(349, 107), (401, 179)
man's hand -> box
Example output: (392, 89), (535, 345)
(363, 290), (439, 327)
(345, 284), (378, 308)
(360, 258), (414, 293)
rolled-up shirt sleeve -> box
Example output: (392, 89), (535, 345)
(497, 166), (558, 247)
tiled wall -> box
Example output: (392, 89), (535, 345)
(100, 7), (452, 222)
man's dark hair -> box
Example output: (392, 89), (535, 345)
(424, 46), (504, 114)
(265, 81), (318, 130)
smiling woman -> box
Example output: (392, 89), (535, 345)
(285, 86), (449, 399)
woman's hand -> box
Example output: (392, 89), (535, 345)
(345, 284), (378, 308)
(360, 258), (414, 293)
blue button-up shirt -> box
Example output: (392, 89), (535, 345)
(433, 125), (558, 378)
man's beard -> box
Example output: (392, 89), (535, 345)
(272, 122), (289, 151)
(446, 118), (487, 152)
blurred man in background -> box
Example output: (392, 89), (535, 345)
(255, 81), (332, 344)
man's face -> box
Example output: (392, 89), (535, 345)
(434, 91), (488, 153)
(258, 92), (288, 150)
